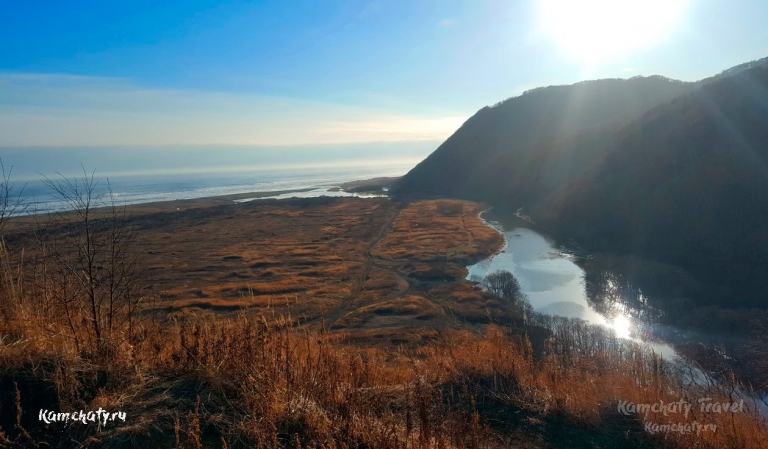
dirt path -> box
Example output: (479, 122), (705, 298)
(323, 207), (402, 330)
(322, 206), (472, 331)
(460, 212), (474, 244)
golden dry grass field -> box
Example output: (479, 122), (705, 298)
(5, 196), (508, 346)
(2, 195), (768, 449)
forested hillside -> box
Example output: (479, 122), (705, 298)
(393, 58), (768, 307)
(539, 65), (768, 306)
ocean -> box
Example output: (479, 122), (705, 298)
(12, 160), (415, 214)
(1, 143), (434, 214)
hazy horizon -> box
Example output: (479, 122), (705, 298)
(0, 141), (437, 181)
(3, 1), (768, 149)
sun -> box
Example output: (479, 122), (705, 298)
(537, 0), (690, 63)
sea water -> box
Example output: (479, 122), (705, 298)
(1, 142), (434, 214)
(13, 161), (412, 214)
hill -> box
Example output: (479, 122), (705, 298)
(393, 58), (768, 307)
(539, 64), (768, 306)
(392, 76), (694, 204)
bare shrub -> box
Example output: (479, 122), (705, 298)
(24, 168), (146, 357)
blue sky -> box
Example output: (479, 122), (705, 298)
(1, 0), (767, 147)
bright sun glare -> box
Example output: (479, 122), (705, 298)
(611, 314), (632, 339)
(537, 0), (690, 63)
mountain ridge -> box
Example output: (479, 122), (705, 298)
(393, 57), (768, 307)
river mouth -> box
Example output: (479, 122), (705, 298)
(466, 217), (680, 359)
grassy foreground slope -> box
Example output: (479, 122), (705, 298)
(1, 195), (767, 448)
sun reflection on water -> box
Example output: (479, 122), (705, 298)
(611, 314), (632, 339)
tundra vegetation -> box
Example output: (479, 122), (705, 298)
(0, 172), (766, 448)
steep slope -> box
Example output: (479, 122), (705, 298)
(392, 76), (694, 201)
(393, 57), (768, 306)
(539, 65), (768, 306)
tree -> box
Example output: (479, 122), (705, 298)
(480, 270), (534, 323)
(0, 160), (26, 233)
(0, 160), (26, 331)
(481, 270), (523, 303)
(30, 168), (145, 356)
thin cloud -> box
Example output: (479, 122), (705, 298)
(0, 73), (466, 146)
(437, 18), (457, 28)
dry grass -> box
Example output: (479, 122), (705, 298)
(372, 200), (503, 264)
(335, 295), (443, 329)
(2, 196), (767, 448)
(2, 313), (767, 448)
(4, 197), (384, 325)
(5, 197), (513, 336)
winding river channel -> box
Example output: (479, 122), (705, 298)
(467, 217), (687, 360)
(466, 212), (768, 418)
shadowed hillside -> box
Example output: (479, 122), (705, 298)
(539, 64), (768, 307)
(392, 76), (694, 203)
(393, 57), (768, 308)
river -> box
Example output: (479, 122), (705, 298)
(467, 217), (683, 360)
